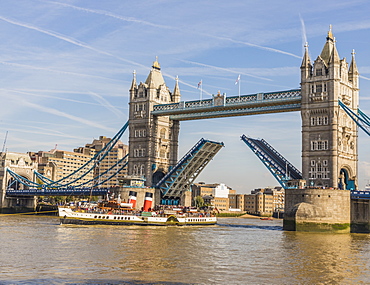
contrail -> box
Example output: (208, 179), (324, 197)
(7, 93), (116, 133)
(89, 92), (124, 118)
(360, 75), (370, 81)
(0, 60), (125, 82)
(45, 0), (176, 31)
(0, 88), (120, 108)
(46, 0), (301, 59)
(2, 126), (83, 140)
(180, 59), (273, 81)
(202, 34), (301, 59)
(299, 14), (308, 56)
(0, 15), (147, 69)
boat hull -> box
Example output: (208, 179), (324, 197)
(58, 207), (217, 226)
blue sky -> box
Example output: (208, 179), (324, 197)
(1, 0), (370, 193)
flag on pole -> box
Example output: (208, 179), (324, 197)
(235, 74), (240, 85)
(197, 80), (202, 89)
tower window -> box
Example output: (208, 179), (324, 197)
(316, 68), (323, 76)
(311, 117), (316, 126)
(317, 117), (322, 125)
(311, 140), (328, 150)
(139, 165), (145, 176)
(160, 128), (166, 139)
(316, 84), (322, 93)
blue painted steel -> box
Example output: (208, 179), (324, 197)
(152, 89), (301, 121)
(6, 168), (39, 187)
(338, 100), (370, 136)
(161, 199), (180, 205)
(351, 190), (370, 199)
(155, 138), (224, 198)
(241, 135), (302, 189)
(93, 160), (128, 187)
(5, 121), (129, 196)
(46, 120), (129, 188)
(5, 188), (109, 197)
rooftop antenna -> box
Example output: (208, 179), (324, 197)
(2, 131), (8, 153)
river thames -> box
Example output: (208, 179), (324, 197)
(1, 215), (370, 284)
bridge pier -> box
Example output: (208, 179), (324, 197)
(1, 196), (37, 213)
(283, 188), (351, 233)
(351, 199), (370, 233)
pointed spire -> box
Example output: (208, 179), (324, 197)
(152, 56), (161, 70)
(327, 24), (334, 41)
(349, 49), (359, 75)
(145, 57), (165, 88)
(301, 42), (311, 68)
(320, 25), (335, 65)
(328, 37), (340, 65)
(172, 76), (181, 102)
(130, 70), (137, 91)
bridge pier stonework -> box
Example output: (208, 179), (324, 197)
(284, 188), (350, 232)
(0, 152), (38, 213)
(283, 27), (359, 232)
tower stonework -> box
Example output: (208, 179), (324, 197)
(128, 59), (180, 187)
(300, 28), (359, 190)
(284, 28), (358, 232)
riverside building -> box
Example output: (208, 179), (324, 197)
(229, 186), (285, 216)
(30, 149), (94, 187)
(191, 182), (236, 211)
(74, 136), (128, 188)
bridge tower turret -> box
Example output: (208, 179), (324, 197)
(128, 58), (180, 186)
(300, 26), (359, 190)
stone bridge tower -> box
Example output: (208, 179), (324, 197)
(128, 58), (181, 186)
(284, 27), (358, 232)
(0, 152), (38, 212)
(300, 27), (359, 190)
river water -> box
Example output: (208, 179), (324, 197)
(0, 215), (370, 284)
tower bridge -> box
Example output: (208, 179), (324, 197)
(128, 27), (368, 232)
(129, 27), (359, 194)
(2, 28), (370, 232)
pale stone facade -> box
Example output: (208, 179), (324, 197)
(284, 27), (356, 232)
(229, 187), (284, 215)
(31, 149), (94, 187)
(0, 152), (38, 210)
(284, 188), (350, 232)
(300, 27), (359, 190)
(74, 136), (128, 187)
(191, 182), (234, 211)
(128, 59), (181, 186)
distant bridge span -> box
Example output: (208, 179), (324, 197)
(151, 89), (301, 120)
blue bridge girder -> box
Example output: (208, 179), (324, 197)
(351, 190), (370, 199)
(241, 135), (302, 189)
(5, 187), (110, 197)
(338, 100), (370, 137)
(155, 138), (224, 200)
(152, 89), (301, 120)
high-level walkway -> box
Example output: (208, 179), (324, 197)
(152, 89), (301, 120)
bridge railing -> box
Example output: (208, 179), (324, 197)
(6, 187), (110, 197)
(153, 89), (301, 112)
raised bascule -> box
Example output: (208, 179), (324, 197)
(2, 28), (370, 232)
